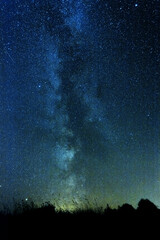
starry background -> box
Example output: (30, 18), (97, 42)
(0, 0), (160, 209)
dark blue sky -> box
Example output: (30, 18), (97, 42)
(0, 0), (160, 209)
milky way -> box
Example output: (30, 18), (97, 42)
(0, 0), (160, 209)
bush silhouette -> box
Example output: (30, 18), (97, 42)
(137, 199), (159, 216)
(1, 198), (160, 239)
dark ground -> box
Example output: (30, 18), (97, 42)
(0, 199), (160, 239)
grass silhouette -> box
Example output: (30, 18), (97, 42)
(0, 198), (160, 239)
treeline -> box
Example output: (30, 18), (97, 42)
(0, 198), (160, 239)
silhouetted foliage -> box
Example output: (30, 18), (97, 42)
(137, 199), (159, 216)
(0, 198), (160, 239)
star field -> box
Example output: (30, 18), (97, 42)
(0, 0), (160, 209)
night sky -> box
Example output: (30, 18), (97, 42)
(0, 0), (160, 210)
